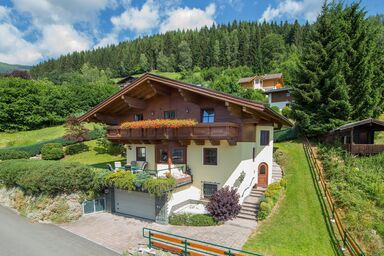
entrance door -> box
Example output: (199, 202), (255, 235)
(258, 163), (268, 187)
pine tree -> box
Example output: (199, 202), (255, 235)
(177, 40), (192, 71)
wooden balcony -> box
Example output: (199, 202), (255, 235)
(107, 122), (240, 145)
(342, 144), (384, 155)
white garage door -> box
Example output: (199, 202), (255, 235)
(114, 189), (156, 220)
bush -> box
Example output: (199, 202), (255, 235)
(0, 160), (98, 195)
(142, 177), (176, 196)
(133, 171), (151, 188)
(41, 143), (64, 160)
(206, 186), (241, 222)
(281, 106), (292, 118)
(169, 213), (219, 226)
(257, 179), (286, 220)
(103, 171), (135, 191)
(0, 149), (30, 160)
(65, 143), (89, 155)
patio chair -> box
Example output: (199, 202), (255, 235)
(114, 161), (122, 170)
(107, 164), (114, 172)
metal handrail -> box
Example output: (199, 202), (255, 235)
(143, 227), (263, 256)
(241, 177), (255, 197)
(303, 137), (365, 256)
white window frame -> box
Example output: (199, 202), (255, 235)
(82, 197), (106, 215)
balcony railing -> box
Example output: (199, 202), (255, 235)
(342, 144), (384, 155)
(107, 122), (240, 143)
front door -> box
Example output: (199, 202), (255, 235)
(258, 163), (268, 187)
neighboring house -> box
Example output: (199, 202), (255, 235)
(264, 88), (292, 109)
(238, 73), (284, 91)
(239, 73), (292, 109)
(325, 118), (384, 155)
(79, 73), (291, 223)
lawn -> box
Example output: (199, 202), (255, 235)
(243, 141), (337, 256)
(0, 126), (66, 148)
(62, 140), (125, 168)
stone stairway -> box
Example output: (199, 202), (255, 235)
(271, 161), (283, 183)
(237, 187), (266, 221)
(237, 162), (283, 221)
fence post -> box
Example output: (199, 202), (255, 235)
(183, 239), (188, 256)
(148, 231), (152, 249)
(343, 229), (347, 247)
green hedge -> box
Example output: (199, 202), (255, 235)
(41, 143), (64, 160)
(0, 160), (99, 195)
(258, 179), (287, 220)
(0, 149), (30, 160)
(65, 143), (89, 155)
(102, 170), (176, 196)
(274, 126), (298, 142)
(169, 213), (219, 226)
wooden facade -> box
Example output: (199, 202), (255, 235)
(79, 73), (291, 146)
(326, 119), (384, 155)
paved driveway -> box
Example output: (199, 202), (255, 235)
(60, 212), (256, 253)
(0, 206), (119, 256)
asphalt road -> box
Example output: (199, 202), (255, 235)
(0, 206), (119, 256)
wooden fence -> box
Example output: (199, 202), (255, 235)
(303, 137), (365, 256)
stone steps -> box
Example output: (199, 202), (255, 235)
(237, 187), (265, 221)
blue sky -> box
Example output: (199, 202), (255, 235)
(0, 0), (382, 65)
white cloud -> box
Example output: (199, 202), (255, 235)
(0, 5), (10, 22)
(11, 0), (112, 27)
(111, 0), (160, 33)
(38, 24), (91, 58)
(259, 0), (321, 23)
(159, 3), (216, 33)
(0, 23), (42, 65)
(95, 32), (119, 48)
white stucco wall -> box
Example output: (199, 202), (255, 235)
(125, 144), (156, 170)
(125, 125), (275, 211)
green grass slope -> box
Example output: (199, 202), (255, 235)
(243, 141), (337, 256)
(0, 62), (31, 73)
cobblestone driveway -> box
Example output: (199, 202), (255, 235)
(60, 213), (256, 253)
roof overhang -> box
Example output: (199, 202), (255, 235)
(78, 73), (292, 127)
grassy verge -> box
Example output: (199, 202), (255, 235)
(243, 140), (337, 256)
(0, 126), (65, 147)
(62, 140), (125, 168)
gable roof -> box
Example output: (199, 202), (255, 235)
(331, 118), (384, 132)
(261, 73), (283, 80)
(238, 76), (256, 83)
(78, 73), (291, 127)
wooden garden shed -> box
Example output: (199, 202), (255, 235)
(326, 118), (384, 155)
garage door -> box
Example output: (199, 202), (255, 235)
(114, 189), (156, 220)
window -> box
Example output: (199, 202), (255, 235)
(286, 92), (291, 97)
(203, 148), (217, 165)
(172, 148), (186, 164)
(203, 183), (218, 198)
(164, 111), (175, 119)
(136, 147), (146, 161)
(259, 164), (266, 175)
(201, 109), (215, 123)
(134, 113), (143, 121)
(260, 130), (270, 146)
(158, 148), (168, 163)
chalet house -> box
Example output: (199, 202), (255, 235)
(326, 118), (384, 155)
(79, 73), (291, 223)
(238, 73), (284, 91)
(264, 88), (292, 109)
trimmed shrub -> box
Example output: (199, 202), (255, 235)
(257, 179), (286, 220)
(0, 149), (30, 160)
(0, 160), (97, 195)
(41, 143), (64, 160)
(142, 177), (176, 196)
(169, 213), (219, 226)
(65, 143), (89, 155)
(206, 186), (241, 222)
